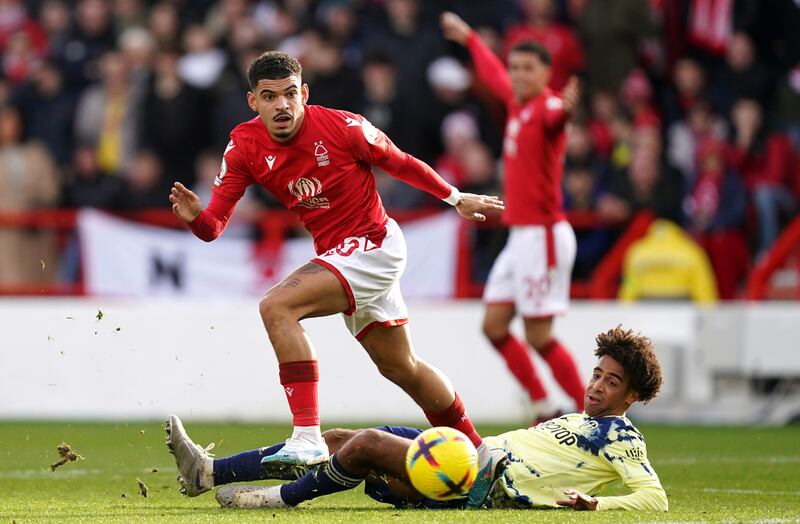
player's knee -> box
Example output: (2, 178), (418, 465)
(374, 358), (416, 387)
(343, 428), (384, 458)
(258, 293), (294, 329)
(323, 428), (361, 453)
(482, 320), (508, 346)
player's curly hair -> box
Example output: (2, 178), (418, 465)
(247, 51), (302, 90)
(594, 326), (663, 404)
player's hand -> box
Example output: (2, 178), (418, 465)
(556, 489), (598, 511)
(169, 181), (202, 224)
(455, 193), (504, 221)
(440, 12), (472, 45)
(561, 76), (580, 114)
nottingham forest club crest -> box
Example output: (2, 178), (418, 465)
(288, 177), (330, 209)
(314, 141), (330, 167)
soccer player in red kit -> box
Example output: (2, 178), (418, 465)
(442, 13), (585, 421)
(168, 51), (505, 489)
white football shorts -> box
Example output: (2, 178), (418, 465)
(483, 221), (576, 318)
(313, 218), (409, 339)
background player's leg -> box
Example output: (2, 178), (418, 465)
(524, 316), (585, 412)
(483, 303), (549, 412)
(359, 324), (482, 447)
(258, 261), (351, 474)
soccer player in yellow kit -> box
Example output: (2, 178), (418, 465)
(167, 326), (667, 511)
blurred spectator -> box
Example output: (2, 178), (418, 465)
(565, 121), (608, 182)
(619, 219), (718, 303)
(112, 0), (147, 34)
(773, 64), (800, 145)
(661, 56), (709, 126)
(0, 105), (59, 284)
(576, 0), (657, 93)
(317, 0), (362, 68)
(686, 137), (749, 299)
(140, 49), (211, 187)
(0, 1), (47, 59)
(3, 24), (45, 85)
(38, 0), (71, 54)
(599, 126), (684, 224)
(728, 98), (797, 259)
(363, 0), (444, 111)
(117, 149), (170, 210)
(12, 59), (77, 165)
(666, 98), (727, 183)
(54, 0), (115, 90)
(148, 2), (180, 51)
(74, 50), (141, 175)
(118, 26), (156, 91)
(709, 32), (773, 118)
(503, 0), (585, 90)
(205, 0), (251, 44)
(563, 159), (613, 279)
(62, 144), (122, 208)
(211, 47), (259, 149)
(619, 68), (660, 130)
(178, 24), (227, 90)
(435, 110), (480, 188)
(587, 89), (616, 159)
(301, 29), (361, 112)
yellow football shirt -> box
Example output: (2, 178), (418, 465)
(483, 413), (668, 511)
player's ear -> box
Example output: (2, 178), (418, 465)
(246, 90), (258, 112)
(625, 389), (639, 405)
(301, 83), (309, 104)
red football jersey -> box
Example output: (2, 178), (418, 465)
(468, 33), (568, 226)
(188, 105), (453, 253)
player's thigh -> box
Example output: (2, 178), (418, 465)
(359, 323), (416, 373)
(261, 261), (351, 320)
(346, 428), (411, 480)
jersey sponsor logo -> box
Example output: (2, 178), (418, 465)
(288, 177), (330, 209)
(625, 447), (644, 461)
(539, 420), (578, 446)
(265, 154), (277, 170)
(314, 141), (330, 167)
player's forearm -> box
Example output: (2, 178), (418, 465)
(186, 194), (238, 241)
(595, 486), (668, 511)
(379, 151), (455, 202)
(466, 32), (513, 103)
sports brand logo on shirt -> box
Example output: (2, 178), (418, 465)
(288, 177), (330, 209)
(265, 154), (277, 170)
(314, 141), (330, 167)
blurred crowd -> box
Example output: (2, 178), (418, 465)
(0, 0), (798, 298)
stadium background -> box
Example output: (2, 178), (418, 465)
(1, 1), (799, 521)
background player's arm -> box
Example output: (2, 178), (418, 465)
(441, 12), (513, 104)
(543, 77), (580, 133)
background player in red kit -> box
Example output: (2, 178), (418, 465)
(168, 51), (505, 489)
(442, 13), (585, 421)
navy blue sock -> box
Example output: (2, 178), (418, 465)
(280, 454), (364, 506)
(213, 443), (284, 485)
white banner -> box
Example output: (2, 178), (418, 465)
(79, 210), (459, 298)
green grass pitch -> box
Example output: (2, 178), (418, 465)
(1, 421), (798, 522)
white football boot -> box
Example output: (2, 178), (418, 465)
(260, 427), (329, 479)
(216, 485), (288, 508)
(165, 414), (215, 497)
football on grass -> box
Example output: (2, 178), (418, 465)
(405, 427), (478, 500)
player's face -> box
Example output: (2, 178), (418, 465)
(508, 51), (550, 102)
(247, 75), (309, 142)
(584, 355), (638, 417)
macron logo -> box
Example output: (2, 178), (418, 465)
(265, 155), (276, 170)
(284, 386), (294, 397)
(345, 117), (361, 127)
